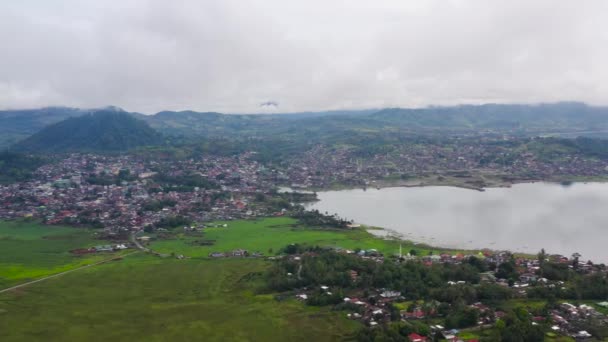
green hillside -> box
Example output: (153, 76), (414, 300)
(12, 110), (162, 152)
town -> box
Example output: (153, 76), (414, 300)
(2, 138), (608, 341)
(3, 135), (608, 236)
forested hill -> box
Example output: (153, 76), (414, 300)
(135, 102), (608, 137)
(11, 110), (163, 152)
(370, 102), (608, 132)
(3, 102), (608, 150)
(0, 107), (88, 147)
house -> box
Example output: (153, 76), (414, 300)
(95, 245), (114, 252)
(231, 249), (248, 257)
(403, 309), (425, 319)
(575, 331), (592, 340)
(380, 290), (401, 298)
(520, 273), (538, 282)
(408, 333), (427, 342)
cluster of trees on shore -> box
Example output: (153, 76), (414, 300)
(291, 209), (352, 229)
(265, 249), (509, 303)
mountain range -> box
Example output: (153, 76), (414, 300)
(2, 102), (608, 151)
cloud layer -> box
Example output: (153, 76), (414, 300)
(1, 1), (607, 113)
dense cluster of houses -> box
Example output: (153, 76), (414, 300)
(3, 139), (608, 235)
(284, 247), (608, 341)
(285, 140), (608, 189)
(70, 243), (129, 255)
(0, 153), (289, 234)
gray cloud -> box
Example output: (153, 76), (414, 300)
(1, 0), (607, 113)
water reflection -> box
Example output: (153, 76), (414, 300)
(307, 183), (608, 262)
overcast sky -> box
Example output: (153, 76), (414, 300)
(1, 1), (607, 114)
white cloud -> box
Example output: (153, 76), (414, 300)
(1, 0), (607, 113)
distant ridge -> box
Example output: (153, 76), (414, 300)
(12, 110), (162, 152)
(2, 102), (608, 149)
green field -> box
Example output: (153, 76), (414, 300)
(148, 217), (446, 258)
(0, 220), (114, 288)
(0, 255), (359, 341)
(0, 217), (469, 341)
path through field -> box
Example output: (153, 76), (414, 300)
(0, 251), (139, 294)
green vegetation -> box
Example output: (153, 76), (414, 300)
(293, 209), (352, 229)
(0, 255), (359, 341)
(0, 107), (88, 149)
(3, 217), (606, 341)
(155, 215), (193, 229)
(0, 152), (47, 184)
(265, 248), (498, 301)
(12, 110), (162, 152)
(0, 220), (111, 288)
(262, 247), (608, 341)
(5, 102), (608, 152)
(148, 217), (446, 258)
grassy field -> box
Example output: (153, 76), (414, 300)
(148, 217), (450, 258)
(0, 220), (113, 288)
(0, 217), (473, 341)
(0, 255), (359, 341)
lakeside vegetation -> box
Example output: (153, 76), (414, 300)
(147, 217), (456, 259)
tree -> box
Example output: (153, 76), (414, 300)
(496, 261), (518, 281)
(537, 248), (546, 277)
(572, 252), (581, 270)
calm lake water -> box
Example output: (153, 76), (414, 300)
(306, 183), (608, 262)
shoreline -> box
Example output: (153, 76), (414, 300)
(292, 174), (608, 193)
(302, 180), (608, 263)
(360, 224), (587, 262)
(362, 224), (489, 255)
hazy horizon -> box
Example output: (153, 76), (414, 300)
(1, 100), (603, 116)
(2, 1), (608, 113)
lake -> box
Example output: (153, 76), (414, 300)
(306, 182), (608, 262)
